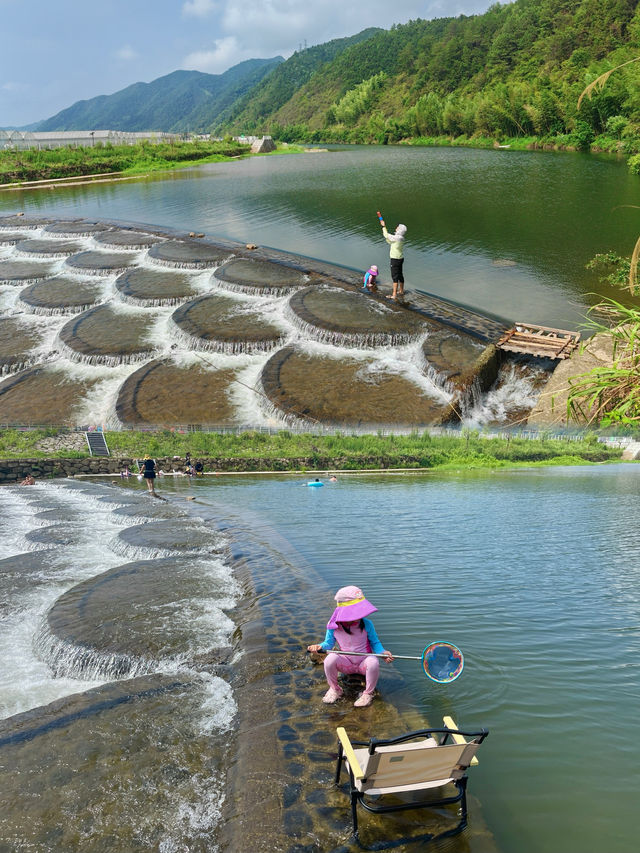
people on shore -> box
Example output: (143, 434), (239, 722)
(362, 264), (378, 293)
(378, 213), (407, 301)
(20, 474), (36, 486)
(307, 585), (393, 708)
(194, 460), (204, 477)
(138, 455), (157, 495)
(120, 466), (130, 478)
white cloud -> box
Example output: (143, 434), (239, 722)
(1, 81), (27, 92)
(183, 0), (218, 17)
(115, 45), (138, 61)
(184, 37), (245, 74)
(182, 1), (502, 76)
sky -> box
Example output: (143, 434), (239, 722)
(0, 1), (501, 127)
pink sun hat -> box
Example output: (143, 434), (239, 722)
(327, 585), (378, 629)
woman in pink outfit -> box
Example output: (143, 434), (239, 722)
(308, 585), (394, 708)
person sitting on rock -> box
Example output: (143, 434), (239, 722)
(20, 474), (36, 486)
(363, 264), (378, 293)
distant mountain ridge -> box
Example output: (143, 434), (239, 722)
(34, 58), (284, 133)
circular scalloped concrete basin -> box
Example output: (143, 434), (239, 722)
(94, 230), (163, 250)
(115, 267), (197, 306)
(112, 521), (223, 561)
(0, 673), (231, 851)
(116, 359), (239, 426)
(261, 345), (451, 426)
(0, 318), (43, 375)
(65, 250), (134, 276)
(19, 276), (103, 315)
(0, 215), (55, 230)
(44, 220), (109, 237)
(44, 555), (230, 662)
(112, 501), (187, 522)
(0, 367), (99, 423)
(0, 259), (56, 284)
(171, 293), (285, 354)
(0, 232), (29, 246)
(15, 238), (85, 258)
(421, 328), (491, 394)
(288, 285), (428, 347)
(59, 305), (158, 366)
(147, 240), (226, 269)
(214, 257), (306, 295)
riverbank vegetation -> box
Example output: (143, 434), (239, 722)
(563, 50), (640, 427)
(217, 0), (640, 165)
(0, 428), (624, 468)
(0, 139), (250, 185)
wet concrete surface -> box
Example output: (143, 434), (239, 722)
(19, 276), (103, 314)
(172, 293), (286, 354)
(261, 345), (452, 427)
(0, 367), (100, 423)
(115, 358), (240, 426)
(59, 305), (158, 365)
(115, 267), (197, 306)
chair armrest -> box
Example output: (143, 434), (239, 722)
(337, 727), (365, 780)
(443, 716), (479, 765)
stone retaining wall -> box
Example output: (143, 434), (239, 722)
(0, 455), (442, 483)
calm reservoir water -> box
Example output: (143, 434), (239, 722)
(4, 145), (640, 329)
(1, 465), (638, 851)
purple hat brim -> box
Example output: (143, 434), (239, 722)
(327, 599), (377, 630)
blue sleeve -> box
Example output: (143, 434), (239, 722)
(320, 628), (336, 651)
(363, 618), (386, 654)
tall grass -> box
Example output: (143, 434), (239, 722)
(568, 66), (640, 427)
(567, 300), (640, 426)
(0, 429), (621, 466)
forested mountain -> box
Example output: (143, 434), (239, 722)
(215, 0), (640, 146)
(213, 28), (382, 131)
(35, 59), (283, 133)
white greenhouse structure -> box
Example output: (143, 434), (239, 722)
(0, 130), (182, 150)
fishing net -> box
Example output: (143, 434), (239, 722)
(421, 641), (464, 683)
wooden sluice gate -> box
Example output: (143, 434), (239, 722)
(496, 323), (581, 360)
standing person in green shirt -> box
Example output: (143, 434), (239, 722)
(378, 213), (407, 301)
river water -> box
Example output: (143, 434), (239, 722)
(3, 145), (640, 329)
(1, 148), (640, 850)
(1, 466), (638, 852)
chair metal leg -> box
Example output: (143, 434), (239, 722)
(335, 743), (344, 784)
(459, 777), (469, 824)
(351, 790), (359, 839)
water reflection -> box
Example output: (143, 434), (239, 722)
(5, 146), (640, 328)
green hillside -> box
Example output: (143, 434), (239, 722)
(35, 59), (283, 133)
(213, 28), (382, 133)
(217, 0), (640, 149)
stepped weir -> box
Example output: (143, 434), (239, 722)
(0, 214), (549, 428)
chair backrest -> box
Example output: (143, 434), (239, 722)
(361, 740), (481, 790)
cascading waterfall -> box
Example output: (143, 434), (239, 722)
(168, 315), (286, 356)
(33, 619), (157, 681)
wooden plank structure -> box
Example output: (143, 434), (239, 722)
(496, 323), (580, 360)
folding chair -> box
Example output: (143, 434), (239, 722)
(336, 716), (488, 842)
